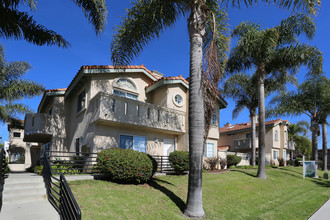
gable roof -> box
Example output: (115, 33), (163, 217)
(65, 65), (159, 98)
(220, 119), (289, 134)
(38, 88), (66, 113)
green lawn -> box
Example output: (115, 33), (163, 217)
(69, 167), (330, 220)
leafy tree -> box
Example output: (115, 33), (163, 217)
(222, 72), (297, 166)
(110, 0), (320, 217)
(288, 121), (312, 157)
(267, 76), (330, 166)
(0, 44), (44, 123)
(0, 0), (107, 47)
(226, 14), (322, 179)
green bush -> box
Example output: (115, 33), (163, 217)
(294, 158), (303, 166)
(168, 151), (189, 174)
(227, 155), (242, 167)
(34, 165), (43, 175)
(96, 148), (156, 184)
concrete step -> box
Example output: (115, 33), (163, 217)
(4, 181), (45, 190)
(3, 192), (48, 204)
(0, 199), (60, 220)
(4, 187), (46, 197)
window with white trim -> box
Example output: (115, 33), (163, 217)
(77, 90), (86, 112)
(204, 143), (214, 157)
(119, 135), (146, 153)
(273, 150), (279, 160)
(283, 150), (287, 161)
(274, 130), (279, 141)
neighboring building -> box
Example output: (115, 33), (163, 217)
(7, 120), (38, 171)
(24, 65), (227, 164)
(219, 119), (294, 165)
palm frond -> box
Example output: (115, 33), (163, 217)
(71, 0), (107, 34)
(0, 103), (33, 123)
(0, 6), (70, 47)
(1, 79), (44, 101)
(1, 0), (37, 10)
(111, 0), (187, 66)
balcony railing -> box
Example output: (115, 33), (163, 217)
(90, 92), (186, 134)
(24, 113), (54, 142)
(233, 138), (259, 150)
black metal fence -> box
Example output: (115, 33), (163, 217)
(42, 151), (81, 220)
(0, 150), (5, 185)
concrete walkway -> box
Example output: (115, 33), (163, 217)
(309, 199), (330, 220)
(0, 172), (59, 220)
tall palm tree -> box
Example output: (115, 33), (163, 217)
(267, 76), (330, 166)
(222, 72), (297, 166)
(0, 44), (44, 123)
(110, 1), (320, 218)
(226, 14), (322, 179)
(0, 0), (107, 47)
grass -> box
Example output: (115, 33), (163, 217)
(69, 167), (330, 220)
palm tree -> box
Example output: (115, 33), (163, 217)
(0, 44), (44, 123)
(110, 1), (320, 218)
(288, 120), (311, 158)
(267, 76), (330, 167)
(226, 14), (322, 179)
(0, 0), (107, 47)
(222, 72), (297, 166)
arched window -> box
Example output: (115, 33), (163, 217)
(113, 79), (138, 100)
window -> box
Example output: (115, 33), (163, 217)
(273, 150), (279, 160)
(211, 113), (217, 125)
(283, 150), (287, 161)
(274, 130), (279, 141)
(13, 132), (21, 138)
(114, 79), (136, 91)
(174, 94), (182, 105)
(284, 130), (287, 143)
(113, 89), (138, 100)
(119, 135), (146, 153)
(75, 137), (83, 156)
(77, 90), (86, 112)
(48, 107), (53, 115)
(204, 143), (214, 158)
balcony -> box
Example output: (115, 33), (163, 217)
(90, 93), (186, 134)
(24, 113), (54, 143)
(233, 138), (259, 151)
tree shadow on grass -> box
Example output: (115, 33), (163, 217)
(230, 169), (256, 178)
(279, 167), (303, 175)
(311, 178), (330, 188)
(147, 178), (186, 212)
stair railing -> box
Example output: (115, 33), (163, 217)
(42, 151), (81, 220)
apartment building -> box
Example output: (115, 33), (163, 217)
(24, 65), (227, 164)
(7, 120), (39, 171)
(219, 119), (294, 165)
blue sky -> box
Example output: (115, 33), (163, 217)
(0, 1), (329, 148)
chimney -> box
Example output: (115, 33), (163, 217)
(224, 122), (232, 127)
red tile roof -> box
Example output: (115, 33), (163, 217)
(45, 88), (67, 93)
(146, 74), (188, 89)
(220, 119), (289, 134)
(80, 65), (159, 79)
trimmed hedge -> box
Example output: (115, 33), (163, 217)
(96, 148), (156, 184)
(227, 155), (242, 167)
(168, 151), (189, 174)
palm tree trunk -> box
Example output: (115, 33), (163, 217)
(311, 117), (319, 162)
(184, 4), (205, 218)
(256, 70), (267, 179)
(322, 122), (328, 171)
(250, 111), (257, 167)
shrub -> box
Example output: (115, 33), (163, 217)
(294, 158), (303, 166)
(204, 157), (220, 170)
(220, 158), (227, 169)
(168, 151), (189, 174)
(278, 158), (285, 166)
(34, 165), (43, 175)
(96, 148), (156, 184)
(227, 155), (242, 167)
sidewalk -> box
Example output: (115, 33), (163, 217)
(309, 199), (330, 220)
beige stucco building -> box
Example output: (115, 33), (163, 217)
(7, 120), (39, 171)
(24, 65), (227, 163)
(219, 119), (294, 165)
